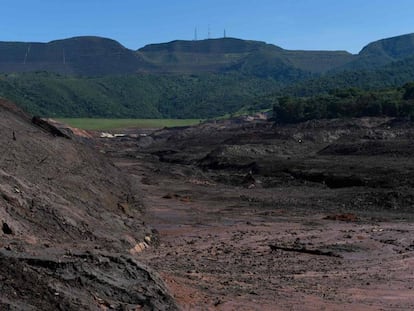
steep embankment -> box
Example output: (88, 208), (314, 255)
(0, 99), (177, 310)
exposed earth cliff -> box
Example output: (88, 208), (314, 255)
(0, 99), (177, 310)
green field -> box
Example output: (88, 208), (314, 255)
(57, 118), (202, 131)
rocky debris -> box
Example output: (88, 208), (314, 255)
(32, 116), (71, 139)
(188, 178), (216, 186)
(0, 99), (178, 310)
(241, 172), (258, 189)
(162, 193), (179, 199)
(162, 193), (192, 202)
(95, 115), (414, 310)
(45, 118), (95, 141)
(2, 222), (13, 235)
(130, 241), (150, 254)
(0, 250), (177, 311)
(324, 213), (359, 222)
(269, 244), (342, 258)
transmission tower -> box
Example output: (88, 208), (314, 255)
(23, 45), (31, 64)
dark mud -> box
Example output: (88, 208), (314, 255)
(99, 116), (414, 310)
(4, 103), (414, 310)
(0, 99), (178, 310)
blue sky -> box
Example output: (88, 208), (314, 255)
(1, 0), (413, 53)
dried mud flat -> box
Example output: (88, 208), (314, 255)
(100, 116), (414, 310)
(3, 101), (414, 311)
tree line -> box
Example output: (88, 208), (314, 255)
(271, 82), (414, 123)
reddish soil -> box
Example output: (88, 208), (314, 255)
(3, 101), (414, 311)
(101, 117), (414, 310)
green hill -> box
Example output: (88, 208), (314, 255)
(1, 33), (414, 119)
(1, 33), (413, 78)
(0, 36), (151, 75)
(282, 55), (414, 97)
(138, 37), (353, 76)
(0, 72), (279, 118)
(337, 33), (414, 70)
(1, 33), (414, 78)
(0, 36), (354, 77)
(360, 33), (414, 60)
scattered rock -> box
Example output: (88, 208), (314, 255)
(180, 196), (192, 203)
(130, 242), (150, 254)
(162, 193), (176, 199)
(32, 116), (71, 139)
(0, 99), (178, 310)
(324, 213), (359, 222)
(2, 222), (13, 235)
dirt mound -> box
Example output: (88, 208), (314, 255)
(0, 100), (177, 310)
(0, 99), (32, 120)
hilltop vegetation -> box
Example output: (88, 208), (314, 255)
(1, 33), (414, 77)
(0, 36), (151, 75)
(1, 33), (414, 119)
(282, 56), (414, 97)
(2, 53), (414, 119)
(0, 36), (354, 77)
(340, 33), (414, 70)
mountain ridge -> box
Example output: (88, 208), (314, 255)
(335, 32), (414, 70)
(1, 33), (414, 119)
(0, 33), (413, 76)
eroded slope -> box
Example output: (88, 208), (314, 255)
(0, 99), (177, 310)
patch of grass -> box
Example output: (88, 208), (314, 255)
(56, 118), (202, 130)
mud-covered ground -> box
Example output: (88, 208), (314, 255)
(0, 100), (177, 310)
(99, 116), (414, 310)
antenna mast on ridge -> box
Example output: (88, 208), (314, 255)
(208, 24), (211, 39)
(194, 27), (198, 41)
(23, 45), (31, 64)
(224, 29), (226, 38)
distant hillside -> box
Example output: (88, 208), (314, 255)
(283, 55), (414, 97)
(0, 35), (365, 79)
(0, 72), (280, 118)
(0, 36), (339, 79)
(0, 34), (413, 78)
(0, 36), (151, 75)
(138, 38), (269, 74)
(361, 33), (414, 59)
(138, 37), (353, 76)
(1, 33), (414, 119)
(338, 33), (414, 70)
